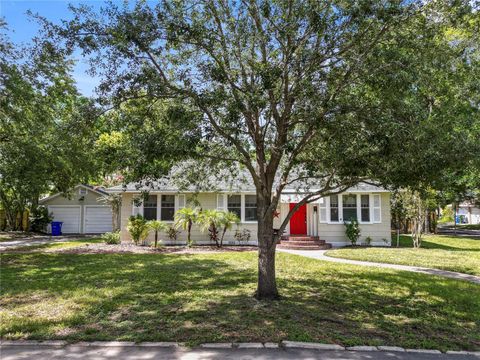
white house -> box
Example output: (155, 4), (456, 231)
(107, 179), (391, 248)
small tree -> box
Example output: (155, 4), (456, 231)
(198, 209), (223, 247)
(126, 215), (149, 245)
(175, 207), (199, 247)
(399, 190), (427, 248)
(98, 194), (122, 231)
(219, 211), (240, 247)
(344, 219), (361, 246)
(148, 220), (167, 248)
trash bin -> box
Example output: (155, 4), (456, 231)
(51, 221), (63, 236)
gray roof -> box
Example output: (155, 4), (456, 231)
(106, 167), (388, 194)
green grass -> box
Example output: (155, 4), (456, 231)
(1, 251), (479, 351)
(326, 234), (480, 276)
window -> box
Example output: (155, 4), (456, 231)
(361, 195), (370, 222)
(79, 188), (87, 195)
(330, 195), (339, 222)
(143, 195), (157, 220)
(342, 194), (357, 221)
(227, 195), (242, 218)
(161, 195), (175, 221)
(244, 195), (257, 221)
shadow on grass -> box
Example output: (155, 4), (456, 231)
(1, 252), (479, 351)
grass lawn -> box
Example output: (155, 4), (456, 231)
(9, 238), (104, 251)
(326, 234), (480, 276)
(1, 251), (479, 351)
(456, 224), (480, 230)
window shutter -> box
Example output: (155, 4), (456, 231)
(177, 194), (186, 209)
(319, 197), (327, 223)
(132, 197), (143, 216)
(373, 194), (381, 223)
(216, 194), (226, 210)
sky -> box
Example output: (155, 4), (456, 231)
(1, 0), (106, 96)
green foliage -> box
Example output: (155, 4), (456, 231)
(439, 207), (454, 223)
(234, 229), (251, 245)
(101, 231), (121, 245)
(147, 220), (168, 248)
(29, 206), (53, 233)
(219, 211), (240, 246)
(344, 219), (361, 246)
(364, 236), (372, 246)
(166, 226), (181, 242)
(0, 23), (100, 229)
(126, 215), (149, 245)
(197, 209), (224, 247)
(175, 207), (199, 247)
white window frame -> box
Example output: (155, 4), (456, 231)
(323, 193), (380, 225)
(219, 193), (258, 223)
(131, 193), (182, 223)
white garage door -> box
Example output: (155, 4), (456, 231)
(49, 206), (81, 234)
(85, 206), (113, 234)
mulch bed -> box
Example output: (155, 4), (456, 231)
(52, 243), (258, 254)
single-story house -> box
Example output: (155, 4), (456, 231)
(39, 184), (114, 234)
(107, 179), (391, 247)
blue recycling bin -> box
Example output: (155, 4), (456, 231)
(51, 221), (63, 236)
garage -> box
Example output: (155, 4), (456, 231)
(48, 206), (81, 234)
(40, 184), (115, 234)
(85, 206), (113, 233)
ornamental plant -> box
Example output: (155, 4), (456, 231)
(127, 215), (149, 245)
(344, 219), (361, 246)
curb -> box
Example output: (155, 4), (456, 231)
(1, 340), (479, 355)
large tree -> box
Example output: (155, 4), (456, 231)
(41, 0), (479, 298)
(0, 21), (99, 229)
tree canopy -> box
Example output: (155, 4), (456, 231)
(36, 0), (480, 298)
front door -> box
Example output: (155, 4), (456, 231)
(289, 203), (307, 235)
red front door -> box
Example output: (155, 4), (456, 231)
(289, 203), (307, 235)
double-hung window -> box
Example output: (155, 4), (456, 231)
(244, 195), (257, 221)
(330, 195), (339, 222)
(342, 194), (357, 221)
(361, 195), (370, 222)
(143, 195), (157, 220)
(161, 195), (175, 221)
(227, 195), (242, 218)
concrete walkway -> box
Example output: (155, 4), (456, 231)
(279, 249), (480, 285)
(1, 345), (478, 360)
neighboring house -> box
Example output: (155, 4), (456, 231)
(107, 180), (391, 247)
(39, 184), (113, 234)
(455, 201), (480, 225)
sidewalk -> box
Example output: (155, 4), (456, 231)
(1, 344), (478, 360)
(278, 249), (480, 285)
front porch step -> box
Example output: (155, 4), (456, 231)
(277, 243), (333, 250)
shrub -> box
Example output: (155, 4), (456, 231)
(364, 236), (372, 246)
(29, 206), (53, 233)
(102, 231), (120, 244)
(197, 209), (224, 247)
(234, 229), (251, 245)
(166, 226), (181, 242)
(344, 219), (361, 246)
(127, 215), (149, 245)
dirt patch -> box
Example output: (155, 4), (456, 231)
(51, 243), (258, 254)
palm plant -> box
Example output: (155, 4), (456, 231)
(147, 220), (168, 248)
(126, 215), (149, 245)
(197, 209), (224, 247)
(219, 211), (240, 247)
(175, 207), (199, 247)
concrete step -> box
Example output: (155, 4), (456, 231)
(277, 243), (333, 250)
(281, 236), (320, 242)
(279, 240), (326, 246)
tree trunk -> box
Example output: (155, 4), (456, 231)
(187, 220), (192, 247)
(255, 198), (279, 300)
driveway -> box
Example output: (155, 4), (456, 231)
(0, 345), (478, 360)
(0, 234), (95, 251)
